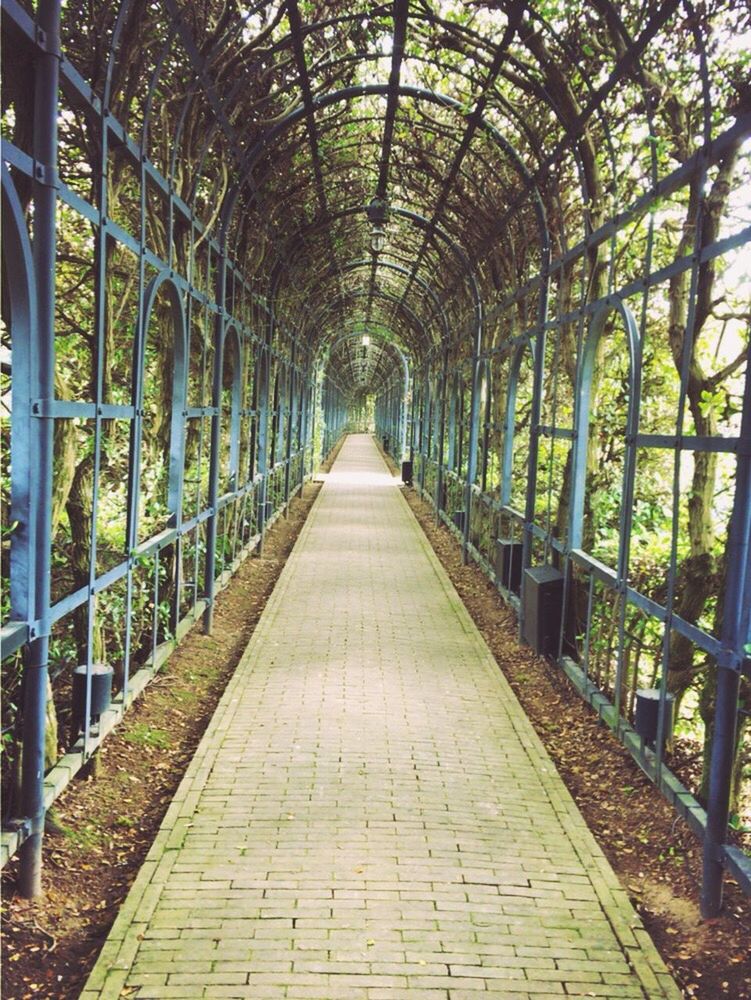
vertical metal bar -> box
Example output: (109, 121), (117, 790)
(656, 159), (710, 778)
(481, 364), (490, 494)
(419, 363), (429, 493)
(248, 338), (260, 482)
(583, 571), (595, 681)
(613, 306), (641, 720)
(447, 371), (457, 474)
(500, 348), (521, 508)
(463, 361), (480, 562)
(202, 255), (227, 634)
(398, 362), (406, 462)
(284, 343), (297, 510)
(457, 378), (464, 479)
(408, 370), (417, 463)
(435, 346), (448, 523)
(298, 364), (306, 490)
(520, 214), (551, 644)
(701, 351), (751, 917)
(123, 131), (145, 705)
(152, 550), (160, 663)
(19, 0), (61, 898)
(300, 365), (310, 484)
(463, 281), (485, 562)
(322, 377), (328, 457)
(522, 317), (548, 575)
(256, 341), (271, 555)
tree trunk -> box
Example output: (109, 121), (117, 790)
(66, 457), (107, 672)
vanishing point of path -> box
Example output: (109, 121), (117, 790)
(82, 434), (679, 999)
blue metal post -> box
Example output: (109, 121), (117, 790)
(19, 0), (61, 898)
(435, 345), (449, 524)
(701, 350), (751, 916)
(256, 340), (271, 555)
(203, 255), (227, 633)
(284, 341), (297, 510)
(419, 364), (430, 492)
(462, 352), (482, 563)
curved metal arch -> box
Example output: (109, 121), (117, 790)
(266, 202), (483, 354)
(220, 323), (244, 491)
(268, 205), (471, 297)
(219, 83), (549, 273)
(324, 331), (408, 382)
(102, 2), (239, 249)
(96, 1), (703, 325)
(396, 206), (485, 345)
(478, 357), (494, 492)
(447, 366), (461, 473)
(500, 337), (537, 508)
(245, 6), (655, 269)
(1, 163), (39, 622)
(102, 0), (141, 109)
(138, 271), (189, 525)
(271, 207), (473, 296)
(227, 0), (693, 324)
(262, 128), (515, 238)
(142, 21), (182, 159)
(287, 268), (430, 346)
(323, 331), (409, 399)
(569, 297), (641, 568)
(219, 0), (661, 158)
(320, 259), (450, 344)
(304, 285), (430, 361)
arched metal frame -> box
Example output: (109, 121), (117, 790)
(220, 324), (243, 493)
(0, 0), (748, 918)
(479, 361), (492, 494)
(500, 339), (536, 510)
(1, 165), (39, 636)
(567, 300), (641, 728)
(569, 299), (641, 569)
(135, 272), (189, 532)
(1, 162), (51, 897)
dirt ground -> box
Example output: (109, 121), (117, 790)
(1, 470), (329, 1000)
(2, 439), (749, 999)
(400, 483), (751, 1000)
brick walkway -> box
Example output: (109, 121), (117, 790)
(82, 434), (679, 999)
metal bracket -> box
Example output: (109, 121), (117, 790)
(34, 25), (61, 58)
(714, 645), (748, 674)
(30, 398), (55, 417)
(3, 816), (32, 837)
(27, 617), (51, 641)
(32, 161), (60, 190)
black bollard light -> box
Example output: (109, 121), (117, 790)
(71, 663), (114, 741)
(634, 688), (675, 750)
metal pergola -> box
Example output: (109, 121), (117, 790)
(1, 0), (749, 918)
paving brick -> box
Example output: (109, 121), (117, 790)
(81, 435), (678, 999)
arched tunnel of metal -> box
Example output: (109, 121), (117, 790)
(1, 0), (750, 930)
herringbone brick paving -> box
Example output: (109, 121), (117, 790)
(82, 434), (679, 999)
